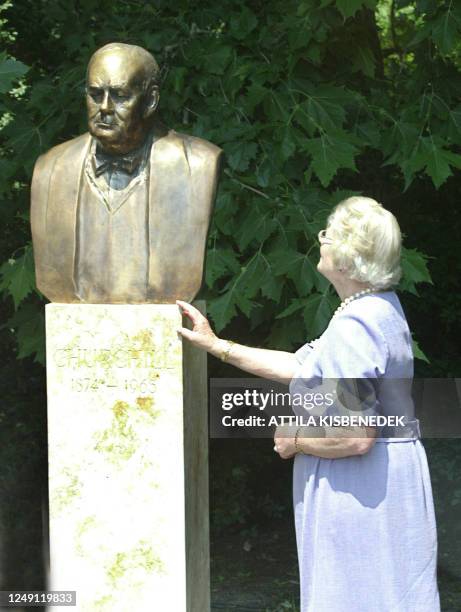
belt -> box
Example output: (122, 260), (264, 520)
(375, 418), (421, 442)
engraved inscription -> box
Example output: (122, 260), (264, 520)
(70, 377), (159, 393)
(54, 347), (173, 370)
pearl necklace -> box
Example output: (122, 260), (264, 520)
(309, 288), (374, 345)
(332, 287), (374, 319)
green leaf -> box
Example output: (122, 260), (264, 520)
(0, 158), (15, 197)
(296, 87), (348, 134)
(205, 247), (241, 287)
(400, 247), (432, 295)
(280, 129), (297, 160)
(431, 8), (460, 55)
(412, 338), (430, 363)
(271, 249), (318, 296)
(244, 83), (268, 112)
(407, 21), (433, 47)
(351, 44), (376, 77)
(236, 207), (277, 251)
(6, 304), (45, 364)
(264, 91), (291, 122)
(235, 291), (255, 318)
(240, 252), (267, 299)
(0, 54), (29, 94)
(381, 121), (420, 166)
(213, 191), (239, 236)
(287, 19), (313, 51)
(230, 8), (258, 40)
(303, 293), (334, 338)
(208, 288), (238, 332)
(399, 137), (461, 189)
(335, 0), (377, 19)
(0, 246), (36, 309)
(354, 121), (380, 147)
(169, 66), (187, 94)
(267, 317), (307, 351)
(225, 141), (258, 172)
(260, 272), (283, 303)
(446, 106), (461, 143)
(3, 118), (44, 172)
(202, 45), (233, 75)
(304, 133), (359, 187)
(276, 298), (306, 319)
(422, 140), (461, 188)
(255, 159), (272, 188)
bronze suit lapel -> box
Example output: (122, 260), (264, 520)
(147, 130), (221, 302)
(46, 134), (91, 301)
(148, 130), (194, 301)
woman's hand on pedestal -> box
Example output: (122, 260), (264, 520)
(177, 301), (299, 383)
(176, 300), (220, 354)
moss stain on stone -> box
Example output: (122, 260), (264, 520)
(93, 400), (138, 465)
(106, 541), (165, 589)
(75, 515), (98, 556)
(93, 594), (113, 611)
(94, 393), (165, 466)
(132, 329), (154, 351)
(51, 469), (82, 516)
(112, 400), (129, 424)
(135, 396), (160, 420)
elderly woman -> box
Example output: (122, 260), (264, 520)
(177, 196), (440, 612)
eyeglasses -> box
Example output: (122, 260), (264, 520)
(318, 229), (334, 245)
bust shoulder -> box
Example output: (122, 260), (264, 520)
(164, 129), (222, 161)
(35, 133), (91, 168)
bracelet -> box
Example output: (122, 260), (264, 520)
(221, 340), (235, 362)
(294, 427), (306, 455)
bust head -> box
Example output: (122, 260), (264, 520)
(320, 196), (402, 290)
(86, 43), (160, 155)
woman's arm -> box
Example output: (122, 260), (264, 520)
(274, 425), (377, 459)
(275, 308), (386, 460)
(176, 300), (298, 383)
(299, 425), (377, 458)
(209, 339), (298, 384)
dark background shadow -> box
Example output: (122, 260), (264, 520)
(0, 353), (47, 610)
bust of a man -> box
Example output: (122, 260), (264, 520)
(31, 43), (222, 303)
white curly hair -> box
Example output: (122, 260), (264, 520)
(326, 196), (402, 290)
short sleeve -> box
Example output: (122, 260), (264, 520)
(319, 312), (389, 379)
(320, 313), (388, 421)
(290, 311), (388, 425)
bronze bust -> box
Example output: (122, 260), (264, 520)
(31, 43), (222, 303)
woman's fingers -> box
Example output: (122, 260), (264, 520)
(177, 326), (195, 341)
(176, 300), (216, 351)
(176, 299), (200, 318)
(176, 300), (208, 327)
(176, 300), (195, 324)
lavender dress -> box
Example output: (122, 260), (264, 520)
(290, 291), (440, 612)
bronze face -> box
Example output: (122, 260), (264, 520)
(86, 48), (159, 155)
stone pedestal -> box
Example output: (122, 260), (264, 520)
(45, 303), (209, 612)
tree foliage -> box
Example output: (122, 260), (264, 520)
(1, 0), (460, 363)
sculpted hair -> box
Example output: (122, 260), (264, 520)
(87, 43), (160, 90)
(326, 196), (402, 290)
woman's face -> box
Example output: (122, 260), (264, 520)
(317, 228), (342, 283)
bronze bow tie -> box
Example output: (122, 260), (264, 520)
(94, 150), (144, 177)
